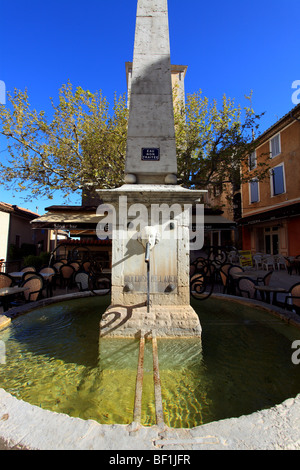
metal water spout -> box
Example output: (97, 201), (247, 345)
(138, 226), (159, 313)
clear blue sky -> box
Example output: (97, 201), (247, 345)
(0, 0), (299, 213)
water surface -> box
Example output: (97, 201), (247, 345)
(0, 296), (299, 427)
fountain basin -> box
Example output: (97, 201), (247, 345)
(0, 293), (300, 449)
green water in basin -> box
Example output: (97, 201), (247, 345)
(0, 296), (299, 428)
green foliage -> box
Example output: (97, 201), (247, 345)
(173, 89), (269, 191)
(8, 243), (36, 261)
(0, 81), (268, 201)
(20, 243), (36, 257)
(22, 251), (51, 269)
(8, 244), (22, 261)
(0, 81), (128, 200)
(22, 255), (41, 269)
(38, 251), (51, 266)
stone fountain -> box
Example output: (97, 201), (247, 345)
(97, 0), (206, 338)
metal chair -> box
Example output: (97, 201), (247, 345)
(22, 275), (44, 301)
(228, 265), (244, 295)
(219, 264), (232, 294)
(70, 262), (80, 272)
(0, 273), (15, 311)
(59, 264), (75, 289)
(10, 275), (44, 306)
(91, 274), (111, 296)
(284, 282), (300, 315)
(0, 273), (14, 288)
(82, 261), (91, 272)
(39, 267), (56, 297)
(257, 270), (272, 286)
(75, 271), (89, 291)
(237, 276), (257, 299)
(20, 266), (36, 273)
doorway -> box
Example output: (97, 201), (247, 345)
(264, 227), (279, 255)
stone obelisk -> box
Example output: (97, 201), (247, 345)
(98, 0), (205, 338)
(125, 0), (177, 186)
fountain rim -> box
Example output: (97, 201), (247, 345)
(0, 292), (300, 450)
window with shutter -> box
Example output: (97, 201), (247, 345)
(250, 179), (259, 203)
(270, 134), (280, 158)
(271, 165), (285, 195)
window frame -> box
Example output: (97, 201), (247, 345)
(248, 150), (257, 170)
(270, 133), (281, 159)
(270, 163), (286, 197)
(249, 178), (260, 204)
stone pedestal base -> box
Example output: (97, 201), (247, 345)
(99, 304), (201, 338)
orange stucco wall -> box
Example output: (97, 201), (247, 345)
(242, 120), (300, 216)
(287, 217), (300, 256)
(242, 226), (251, 250)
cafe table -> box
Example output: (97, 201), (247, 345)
(8, 271), (25, 279)
(231, 272), (259, 281)
(9, 272), (53, 279)
(0, 286), (29, 312)
(254, 285), (287, 305)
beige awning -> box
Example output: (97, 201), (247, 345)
(31, 211), (104, 229)
(32, 209), (236, 231)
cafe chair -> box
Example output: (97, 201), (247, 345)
(237, 276), (257, 300)
(0, 273), (14, 288)
(276, 256), (287, 271)
(75, 271), (89, 291)
(257, 270), (272, 286)
(70, 262), (80, 272)
(82, 261), (91, 273)
(53, 261), (64, 272)
(20, 266), (36, 273)
(227, 265), (244, 295)
(253, 254), (263, 270)
(59, 264), (75, 289)
(228, 265), (244, 276)
(22, 275), (44, 302)
(10, 275), (44, 307)
(220, 264), (232, 294)
(262, 256), (275, 271)
(51, 262), (64, 289)
(284, 282), (300, 315)
(22, 271), (38, 283)
(21, 272), (47, 297)
(39, 267), (56, 297)
(92, 274), (111, 295)
(0, 273), (15, 311)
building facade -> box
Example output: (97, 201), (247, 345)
(0, 202), (49, 268)
(125, 62), (188, 108)
(240, 103), (300, 256)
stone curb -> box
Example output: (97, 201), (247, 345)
(0, 388), (300, 450)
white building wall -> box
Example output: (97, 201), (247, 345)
(0, 211), (10, 261)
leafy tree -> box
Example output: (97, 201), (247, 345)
(0, 82), (268, 203)
(0, 81), (128, 200)
(173, 89), (270, 194)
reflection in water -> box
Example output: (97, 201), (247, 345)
(0, 297), (299, 427)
